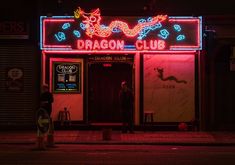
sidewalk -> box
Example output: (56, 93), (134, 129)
(1, 130), (235, 145)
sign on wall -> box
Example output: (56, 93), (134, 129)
(53, 62), (81, 93)
(88, 55), (134, 63)
(40, 8), (202, 51)
(5, 67), (24, 92)
(0, 21), (29, 39)
(143, 54), (195, 122)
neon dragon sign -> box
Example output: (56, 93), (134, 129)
(74, 7), (167, 38)
(40, 7), (202, 51)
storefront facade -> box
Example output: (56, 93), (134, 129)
(40, 8), (202, 127)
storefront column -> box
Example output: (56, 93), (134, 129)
(198, 51), (205, 131)
(134, 53), (140, 125)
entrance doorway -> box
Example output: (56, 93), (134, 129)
(88, 62), (133, 123)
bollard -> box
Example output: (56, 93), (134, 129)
(178, 122), (188, 131)
(102, 128), (112, 141)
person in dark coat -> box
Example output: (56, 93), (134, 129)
(40, 85), (54, 117)
(119, 81), (134, 133)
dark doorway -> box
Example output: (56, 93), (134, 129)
(88, 62), (133, 123)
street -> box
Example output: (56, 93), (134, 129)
(1, 144), (235, 165)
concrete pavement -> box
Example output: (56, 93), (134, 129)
(1, 130), (235, 145)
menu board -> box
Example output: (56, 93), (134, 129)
(53, 62), (81, 93)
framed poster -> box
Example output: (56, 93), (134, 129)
(53, 62), (81, 93)
(5, 67), (24, 92)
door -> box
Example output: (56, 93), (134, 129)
(88, 63), (133, 123)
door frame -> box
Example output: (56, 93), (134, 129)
(87, 55), (135, 123)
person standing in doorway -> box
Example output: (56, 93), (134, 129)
(119, 81), (134, 133)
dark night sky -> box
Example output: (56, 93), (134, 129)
(1, 0), (235, 18)
(39, 0), (235, 16)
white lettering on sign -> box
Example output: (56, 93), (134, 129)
(56, 64), (78, 74)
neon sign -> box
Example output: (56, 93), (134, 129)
(75, 39), (166, 51)
(40, 8), (202, 51)
(74, 7), (167, 38)
(53, 62), (81, 93)
(56, 64), (78, 74)
(135, 40), (165, 50)
(77, 39), (125, 50)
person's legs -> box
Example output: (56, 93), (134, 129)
(127, 109), (134, 133)
(122, 110), (128, 133)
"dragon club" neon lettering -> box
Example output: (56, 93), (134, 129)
(135, 40), (166, 50)
(76, 39), (166, 50)
(77, 39), (125, 50)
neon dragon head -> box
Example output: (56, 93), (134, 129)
(74, 7), (101, 23)
(74, 7), (101, 37)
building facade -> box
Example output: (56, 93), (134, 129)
(40, 8), (202, 128)
(1, 1), (235, 131)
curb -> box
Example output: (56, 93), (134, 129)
(1, 141), (235, 146)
